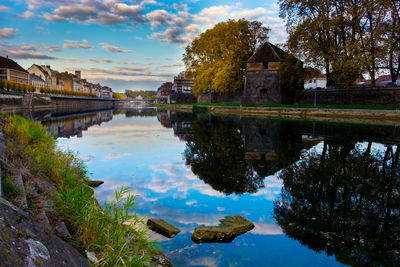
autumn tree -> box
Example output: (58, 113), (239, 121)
(279, 0), (400, 86)
(183, 19), (270, 96)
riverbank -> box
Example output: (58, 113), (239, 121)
(160, 104), (400, 125)
(0, 114), (170, 266)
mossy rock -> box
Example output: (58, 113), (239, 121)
(147, 218), (180, 238)
(191, 215), (254, 243)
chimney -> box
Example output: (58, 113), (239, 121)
(75, 70), (81, 79)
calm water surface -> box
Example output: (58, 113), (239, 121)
(41, 108), (399, 267)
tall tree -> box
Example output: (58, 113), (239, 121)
(384, 0), (400, 82)
(279, 0), (393, 86)
(183, 19), (270, 96)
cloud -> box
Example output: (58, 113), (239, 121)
(161, 61), (183, 68)
(7, 50), (55, 59)
(186, 200), (197, 206)
(41, 0), (151, 25)
(0, 5), (11, 12)
(89, 58), (113, 64)
(43, 44), (62, 52)
(63, 40), (93, 49)
(104, 152), (132, 160)
(20, 44), (39, 51)
(0, 28), (17, 39)
(150, 27), (188, 43)
(100, 43), (131, 53)
(16, 11), (36, 19)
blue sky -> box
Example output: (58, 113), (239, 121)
(0, 0), (286, 92)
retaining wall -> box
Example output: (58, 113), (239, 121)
(295, 87), (400, 107)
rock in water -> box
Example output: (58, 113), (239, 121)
(147, 218), (180, 238)
(191, 215), (254, 243)
(86, 180), (104, 188)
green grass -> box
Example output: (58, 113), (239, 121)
(169, 103), (396, 110)
(2, 173), (20, 199)
(1, 114), (158, 266)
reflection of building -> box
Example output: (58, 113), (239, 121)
(157, 109), (173, 128)
(44, 110), (113, 138)
(157, 109), (194, 141)
(0, 56), (29, 84)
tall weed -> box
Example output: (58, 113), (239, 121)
(2, 115), (157, 266)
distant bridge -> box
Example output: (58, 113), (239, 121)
(114, 99), (154, 107)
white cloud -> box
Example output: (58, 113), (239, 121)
(7, 50), (55, 59)
(63, 40), (93, 49)
(16, 11), (36, 19)
(0, 5), (11, 12)
(100, 43), (132, 53)
(0, 28), (17, 39)
(104, 152), (132, 160)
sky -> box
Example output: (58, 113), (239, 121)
(0, 0), (286, 92)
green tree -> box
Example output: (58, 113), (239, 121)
(183, 19), (270, 96)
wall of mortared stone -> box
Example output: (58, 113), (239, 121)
(168, 93), (196, 104)
(197, 92), (242, 104)
(241, 69), (283, 105)
(295, 87), (400, 107)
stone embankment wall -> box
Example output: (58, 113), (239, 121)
(0, 90), (115, 112)
(295, 87), (400, 107)
(197, 92), (242, 104)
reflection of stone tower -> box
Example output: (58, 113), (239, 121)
(242, 119), (281, 162)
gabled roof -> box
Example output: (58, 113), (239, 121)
(248, 41), (287, 63)
(0, 56), (28, 73)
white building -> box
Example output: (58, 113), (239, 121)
(29, 73), (46, 89)
(27, 64), (63, 90)
(304, 74), (327, 89)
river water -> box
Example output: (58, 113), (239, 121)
(38, 108), (399, 267)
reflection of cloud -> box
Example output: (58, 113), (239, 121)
(80, 155), (95, 164)
(252, 222), (282, 235)
(104, 152), (132, 160)
(186, 200), (197, 206)
(150, 161), (225, 198)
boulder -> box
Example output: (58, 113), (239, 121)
(147, 218), (180, 238)
(86, 180), (104, 188)
(191, 215), (254, 243)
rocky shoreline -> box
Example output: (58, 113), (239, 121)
(0, 114), (171, 266)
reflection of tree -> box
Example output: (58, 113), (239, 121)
(184, 119), (264, 195)
(274, 141), (400, 266)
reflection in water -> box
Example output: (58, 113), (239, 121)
(158, 110), (304, 195)
(184, 118), (263, 195)
(29, 107), (400, 266)
(274, 141), (400, 266)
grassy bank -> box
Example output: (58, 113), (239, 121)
(1, 114), (163, 266)
(174, 102), (396, 110)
